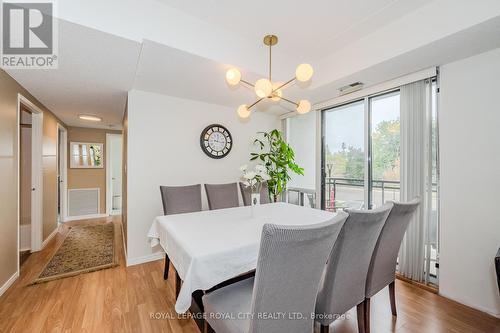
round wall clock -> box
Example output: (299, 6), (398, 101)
(200, 124), (233, 159)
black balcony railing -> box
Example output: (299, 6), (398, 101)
(323, 177), (401, 211)
(323, 176), (438, 211)
(287, 178), (439, 284)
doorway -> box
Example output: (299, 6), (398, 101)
(17, 94), (44, 272)
(19, 107), (32, 265)
(57, 124), (68, 222)
(106, 134), (122, 216)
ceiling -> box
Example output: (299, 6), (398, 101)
(4, 0), (500, 129)
(157, 0), (434, 61)
(134, 40), (299, 114)
(6, 20), (141, 129)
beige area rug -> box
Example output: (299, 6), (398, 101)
(32, 223), (118, 284)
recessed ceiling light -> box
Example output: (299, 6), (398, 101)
(79, 114), (102, 122)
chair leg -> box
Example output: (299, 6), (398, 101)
(356, 302), (366, 333)
(163, 254), (170, 280)
(192, 290), (205, 313)
(389, 281), (397, 316)
(320, 324), (329, 333)
(175, 271), (182, 298)
(364, 298), (371, 333)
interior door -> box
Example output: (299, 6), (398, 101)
(110, 135), (123, 211)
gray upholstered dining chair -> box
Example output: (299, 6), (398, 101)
(205, 183), (239, 210)
(363, 199), (420, 333)
(496, 248), (500, 295)
(238, 182), (270, 206)
(202, 212), (349, 333)
(315, 203), (393, 333)
(159, 184), (202, 279)
(160, 184), (202, 215)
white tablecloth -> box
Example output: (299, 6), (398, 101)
(147, 202), (337, 313)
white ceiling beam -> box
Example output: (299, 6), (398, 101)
(313, 0), (500, 89)
(57, 0), (296, 79)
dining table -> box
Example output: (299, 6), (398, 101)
(147, 202), (338, 314)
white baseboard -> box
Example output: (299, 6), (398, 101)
(19, 224), (31, 251)
(0, 271), (19, 298)
(121, 223), (127, 260)
(439, 291), (500, 318)
(126, 252), (164, 267)
(63, 213), (109, 222)
(41, 227), (58, 250)
(110, 210), (122, 216)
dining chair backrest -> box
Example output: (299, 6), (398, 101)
(159, 184), (202, 215)
(496, 248), (500, 294)
(365, 199), (420, 298)
(204, 183), (239, 210)
(239, 182), (270, 206)
(315, 203), (393, 323)
(248, 212), (348, 333)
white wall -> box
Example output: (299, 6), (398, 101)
(286, 111), (317, 191)
(439, 48), (500, 317)
(126, 90), (280, 264)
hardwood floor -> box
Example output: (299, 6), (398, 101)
(0, 216), (198, 333)
(0, 216), (498, 333)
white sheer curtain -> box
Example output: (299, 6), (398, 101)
(398, 79), (433, 282)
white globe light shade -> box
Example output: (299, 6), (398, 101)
(225, 68), (241, 85)
(237, 104), (251, 118)
(295, 64), (314, 82)
(254, 78), (273, 98)
(296, 100), (311, 114)
(271, 83), (283, 101)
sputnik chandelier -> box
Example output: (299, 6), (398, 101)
(225, 34), (313, 118)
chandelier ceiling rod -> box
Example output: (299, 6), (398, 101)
(269, 37), (272, 81)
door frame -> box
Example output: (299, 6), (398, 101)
(106, 133), (122, 216)
(57, 124), (68, 222)
(17, 94), (44, 267)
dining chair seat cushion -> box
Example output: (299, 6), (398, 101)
(203, 277), (254, 333)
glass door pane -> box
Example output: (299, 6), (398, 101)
(427, 80), (439, 285)
(370, 91), (400, 208)
(322, 100), (365, 211)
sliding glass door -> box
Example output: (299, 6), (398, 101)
(369, 91), (401, 208)
(322, 100), (365, 211)
(320, 81), (439, 286)
(321, 91), (401, 210)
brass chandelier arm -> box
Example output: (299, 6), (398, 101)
(273, 77), (296, 92)
(229, 35), (313, 118)
(240, 79), (255, 87)
(248, 98), (264, 110)
(277, 96), (299, 107)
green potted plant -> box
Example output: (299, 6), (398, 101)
(251, 129), (304, 202)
